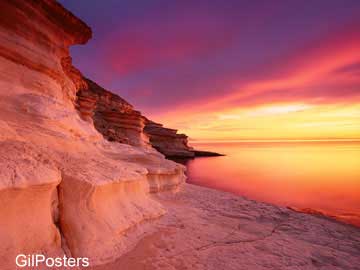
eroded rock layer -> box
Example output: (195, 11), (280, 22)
(144, 120), (196, 158)
(0, 0), (185, 268)
(144, 120), (223, 158)
(75, 80), (219, 158)
(76, 79), (149, 146)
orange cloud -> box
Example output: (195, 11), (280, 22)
(152, 22), (360, 140)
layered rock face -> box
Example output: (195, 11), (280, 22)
(144, 120), (223, 158)
(144, 120), (196, 158)
(75, 79), (219, 158)
(0, 0), (184, 268)
(76, 79), (149, 146)
(75, 75), (221, 158)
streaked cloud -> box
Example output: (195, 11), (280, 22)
(60, 0), (360, 140)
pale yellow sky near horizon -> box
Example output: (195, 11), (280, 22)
(155, 102), (360, 142)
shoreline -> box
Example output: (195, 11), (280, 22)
(90, 183), (360, 269)
(288, 206), (360, 229)
(175, 148), (360, 229)
(187, 180), (360, 229)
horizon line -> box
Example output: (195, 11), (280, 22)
(189, 138), (360, 143)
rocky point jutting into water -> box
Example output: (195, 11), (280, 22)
(144, 120), (224, 158)
(0, 1), (359, 270)
(144, 120), (196, 157)
(76, 77), (222, 158)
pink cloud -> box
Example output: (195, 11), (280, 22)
(155, 20), (360, 118)
(101, 16), (236, 76)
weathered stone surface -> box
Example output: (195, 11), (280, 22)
(144, 120), (196, 157)
(0, 1), (185, 268)
(91, 184), (360, 270)
(76, 82), (221, 157)
(76, 79), (149, 146)
(0, 141), (63, 266)
(0, 0), (91, 104)
(144, 120), (223, 158)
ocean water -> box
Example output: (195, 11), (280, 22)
(184, 141), (360, 227)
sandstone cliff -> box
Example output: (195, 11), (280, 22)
(76, 78), (149, 146)
(75, 78), (207, 158)
(144, 120), (224, 158)
(0, 0), (185, 268)
(75, 78), (222, 158)
(144, 120), (196, 157)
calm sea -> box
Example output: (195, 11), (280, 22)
(184, 141), (360, 227)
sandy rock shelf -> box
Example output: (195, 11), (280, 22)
(91, 184), (360, 270)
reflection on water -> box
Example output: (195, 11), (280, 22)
(185, 141), (360, 227)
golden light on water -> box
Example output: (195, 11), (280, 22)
(186, 141), (360, 226)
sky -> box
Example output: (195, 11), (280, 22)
(60, 0), (360, 141)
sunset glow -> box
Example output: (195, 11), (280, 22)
(187, 141), (360, 226)
(2, 1), (360, 268)
(61, 0), (360, 141)
(158, 103), (360, 141)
